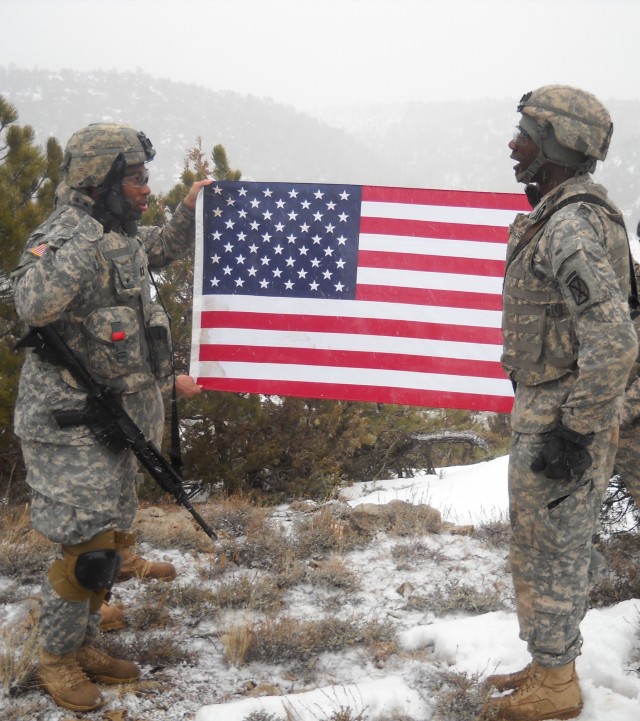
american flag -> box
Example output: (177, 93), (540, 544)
(190, 182), (529, 412)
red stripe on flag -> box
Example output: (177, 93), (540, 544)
(359, 216), (510, 243)
(196, 376), (514, 413)
(199, 311), (503, 345)
(362, 184), (530, 211)
(354, 285), (503, 311)
(198, 345), (506, 378)
(359, 249), (505, 277)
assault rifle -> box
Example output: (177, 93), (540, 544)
(16, 324), (217, 541)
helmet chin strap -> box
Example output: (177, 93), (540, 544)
(90, 152), (137, 235)
(515, 151), (546, 184)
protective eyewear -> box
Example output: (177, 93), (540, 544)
(512, 126), (531, 145)
(122, 170), (150, 188)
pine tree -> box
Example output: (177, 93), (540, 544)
(0, 97), (62, 500)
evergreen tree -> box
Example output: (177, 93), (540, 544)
(0, 97), (62, 500)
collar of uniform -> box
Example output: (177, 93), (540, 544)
(530, 175), (588, 222)
(55, 182), (94, 213)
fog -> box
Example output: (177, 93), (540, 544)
(2, 0), (640, 115)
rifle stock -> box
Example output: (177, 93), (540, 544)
(16, 325), (217, 541)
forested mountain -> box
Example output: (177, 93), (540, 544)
(3, 65), (640, 229)
(0, 66), (397, 191)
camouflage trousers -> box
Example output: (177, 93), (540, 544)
(507, 426), (617, 667)
(24, 439), (140, 656)
(612, 421), (640, 508)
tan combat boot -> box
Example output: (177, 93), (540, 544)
(484, 660), (582, 720)
(485, 660), (538, 692)
(117, 547), (177, 581)
(100, 601), (128, 631)
(75, 644), (141, 684)
(37, 649), (104, 711)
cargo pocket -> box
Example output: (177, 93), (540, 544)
(111, 252), (143, 301)
(530, 480), (596, 554)
(83, 306), (145, 381)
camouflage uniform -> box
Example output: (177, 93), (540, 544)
(501, 174), (637, 667)
(12, 178), (196, 656)
(615, 408), (640, 509)
(612, 261), (640, 509)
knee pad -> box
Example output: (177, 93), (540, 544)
(48, 530), (120, 606)
(75, 549), (121, 590)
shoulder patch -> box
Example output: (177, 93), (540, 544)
(29, 243), (48, 258)
(565, 270), (591, 306)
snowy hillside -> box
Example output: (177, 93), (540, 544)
(1, 455), (639, 720)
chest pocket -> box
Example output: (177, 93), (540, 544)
(109, 251), (144, 301)
(83, 305), (146, 382)
(102, 234), (147, 303)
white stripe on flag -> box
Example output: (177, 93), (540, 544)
(356, 267), (504, 295)
(359, 233), (508, 260)
(198, 327), (503, 362)
(194, 361), (514, 397)
(196, 294), (502, 328)
(362, 200), (520, 227)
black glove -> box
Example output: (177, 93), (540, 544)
(530, 422), (594, 481)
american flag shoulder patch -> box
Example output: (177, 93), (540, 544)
(29, 243), (48, 258)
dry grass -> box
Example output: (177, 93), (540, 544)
(232, 517), (297, 570)
(228, 614), (395, 667)
(0, 504), (52, 586)
(391, 539), (447, 569)
(0, 615), (39, 696)
(590, 532), (640, 607)
(221, 621), (255, 667)
(212, 573), (284, 613)
(205, 494), (273, 537)
(242, 711), (280, 721)
(472, 517), (512, 550)
(97, 630), (197, 669)
(307, 556), (361, 593)
(404, 579), (505, 616)
(135, 510), (215, 553)
(428, 668), (486, 721)
(126, 580), (220, 630)
(292, 507), (365, 558)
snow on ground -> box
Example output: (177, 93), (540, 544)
(341, 454), (511, 526)
(196, 456), (640, 721)
(2, 454), (639, 721)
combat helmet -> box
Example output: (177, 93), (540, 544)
(515, 85), (613, 183)
(61, 123), (156, 189)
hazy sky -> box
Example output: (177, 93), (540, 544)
(2, 0), (640, 112)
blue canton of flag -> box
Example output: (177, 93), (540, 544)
(203, 182), (362, 300)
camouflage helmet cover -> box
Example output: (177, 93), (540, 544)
(61, 122), (156, 189)
(517, 85), (613, 163)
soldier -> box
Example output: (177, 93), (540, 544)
(613, 254), (640, 512)
(12, 123), (210, 711)
(484, 86), (638, 720)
